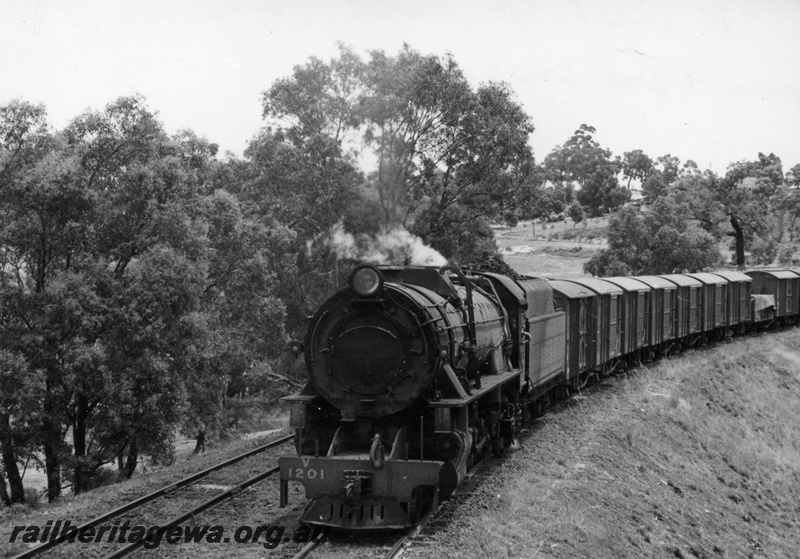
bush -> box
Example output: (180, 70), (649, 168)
(558, 226), (606, 241)
(583, 200), (722, 276)
(23, 487), (41, 509)
(749, 236), (778, 265)
(778, 246), (796, 267)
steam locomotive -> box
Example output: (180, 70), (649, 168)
(278, 264), (800, 530)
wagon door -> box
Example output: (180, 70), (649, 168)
(689, 287), (700, 333)
(637, 291), (647, 348)
(609, 295), (621, 357)
(650, 288), (661, 346)
(714, 284), (725, 328)
(578, 299), (587, 372)
(663, 289), (673, 340)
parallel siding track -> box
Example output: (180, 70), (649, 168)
(12, 434), (293, 559)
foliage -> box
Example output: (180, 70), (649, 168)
(555, 224), (607, 242)
(778, 245), (796, 266)
(641, 171), (668, 204)
(746, 235), (777, 266)
(708, 153), (783, 268)
(775, 181), (800, 241)
(0, 350), (42, 504)
(261, 44), (534, 264)
(583, 197), (722, 276)
(0, 96), (293, 502)
(567, 200), (585, 226)
(543, 125), (626, 216)
(498, 161), (547, 226)
(416, 207), (497, 265)
(621, 149), (654, 189)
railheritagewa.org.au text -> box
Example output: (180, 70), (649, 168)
(8, 520), (329, 549)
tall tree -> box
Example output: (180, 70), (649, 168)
(0, 96), (230, 498)
(621, 149), (654, 189)
(545, 125), (627, 216)
(0, 101), (91, 500)
(711, 153), (783, 269)
(260, 45), (535, 264)
(779, 163), (800, 241)
(0, 350), (41, 504)
(656, 154), (682, 185)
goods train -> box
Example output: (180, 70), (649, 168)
(278, 264), (800, 530)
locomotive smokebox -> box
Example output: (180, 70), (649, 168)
(304, 265), (508, 420)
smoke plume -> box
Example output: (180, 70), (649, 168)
(323, 222), (447, 267)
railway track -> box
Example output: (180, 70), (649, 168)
(284, 528), (416, 559)
(12, 433), (294, 559)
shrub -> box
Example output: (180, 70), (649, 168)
(23, 488), (41, 509)
(749, 236), (778, 265)
(778, 246), (795, 267)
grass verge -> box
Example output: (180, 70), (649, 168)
(414, 329), (800, 559)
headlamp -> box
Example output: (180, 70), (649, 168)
(349, 265), (383, 297)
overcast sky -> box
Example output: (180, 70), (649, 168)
(2, 0), (799, 175)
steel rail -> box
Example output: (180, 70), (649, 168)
(13, 433), (293, 559)
(383, 530), (414, 559)
(291, 539), (322, 559)
(102, 465), (281, 559)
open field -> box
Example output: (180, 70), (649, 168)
(493, 218), (607, 278)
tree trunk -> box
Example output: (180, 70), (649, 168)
(43, 394), (62, 502)
(731, 216), (746, 270)
(0, 414), (25, 504)
(194, 430), (206, 454)
(775, 211), (785, 243)
(43, 438), (61, 503)
(122, 438), (139, 479)
(72, 396), (88, 495)
(0, 470), (10, 506)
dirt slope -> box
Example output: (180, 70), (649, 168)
(407, 329), (800, 559)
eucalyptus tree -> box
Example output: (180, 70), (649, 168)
(0, 100), (92, 500)
(0, 97), (230, 499)
(260, 45), (535, 263)
(711, 153), (783, 268)
(543, 125), (627, 216)
(621, 149), (654, 189)
(779, 163), (800, 241)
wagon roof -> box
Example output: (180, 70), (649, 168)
(685, 272), (728, 285)
(600, 276), (651, 292)
(632, 275), (678, 290)
(656, 274), (703, 288)
(547, 279), (595, 299)
(559, 278), (623, 295)
(710, 271), (752, 282)
(745, 269), (799, 280)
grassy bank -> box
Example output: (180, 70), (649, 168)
(413, 328), (800, 558)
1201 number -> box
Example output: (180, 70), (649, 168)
(291, 468), (324, 480)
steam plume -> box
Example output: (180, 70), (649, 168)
(324, 222), (447, 267)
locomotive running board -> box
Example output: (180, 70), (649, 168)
(428, 369), (521, 408)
